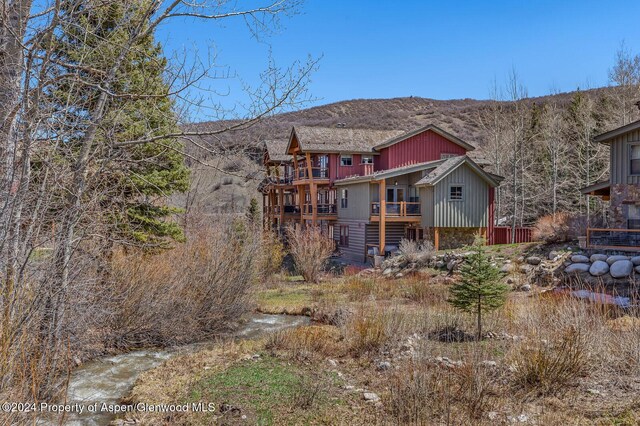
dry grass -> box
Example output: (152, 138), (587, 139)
(265, 325), (345, 359)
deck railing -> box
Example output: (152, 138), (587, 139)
(265, 205), (300, 215)
(371, 202), (421, 217)
(296, 167), (329, 180)
(586, 228), (640, 251)
(303, 203), (337, 215)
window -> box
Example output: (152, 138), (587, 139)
(441, 153), (459, 159)
(361, 155), (373, 164)
(631, 144), (640, 175)
(340, 155), (353, 166)
(340, 189), (348, 208)
(449, 185), (464, 201)
(339, 225), (349, 247)
(629, 205), (640, 230)
(408, 187), (420, 203)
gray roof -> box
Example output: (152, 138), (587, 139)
(334, 159), (446, 185)
(289, 126), (404, 154)
(415, 156), (501, 187)
(264, 139), (292, 163)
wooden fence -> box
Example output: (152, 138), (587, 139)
(491, 226), (534, 245)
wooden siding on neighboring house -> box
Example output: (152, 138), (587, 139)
(609, 129), (640, 185)
(337, 181), (371, 220)
(432, 163), (489, 228)
(377, 129), (467, 170)
(334, 219), (368, 263)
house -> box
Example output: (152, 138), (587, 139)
(261, 124), (503, 263)
(581, 119), (640, 250)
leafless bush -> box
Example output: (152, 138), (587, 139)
(254, 229), (285, 282)
(286, 226), (335, 283)
(532, 212), (586, 243)
(102, 215), (257, 348)
(399, 238), (435, 265)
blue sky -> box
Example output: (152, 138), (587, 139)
(157, 0), (640, 120)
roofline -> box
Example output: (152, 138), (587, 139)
(285, 127), (297, 155)
(373, 124), (475, 151)
(333, 159), (446, 186)
(580, 180), (611, 194)
(594, 120), (640, 143)
(414, 156), (501, 188)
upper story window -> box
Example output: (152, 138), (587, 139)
(340, 189), (348, 208)
(631, 144), (640, 175)
(449, 184), (464, 201)
(408, 187), (420, 203)
(441, 153), (459, 160)
(361, 155), (373, 164)
(340, 155), (353, 166)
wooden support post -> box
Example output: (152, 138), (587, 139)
(480, 227), (487, 243)
(434, 227), (440, 251)
(298, 185), (305, 225)
(278, 187), (284, 226)
(305, 153), (318, 226)
(379, 179), (386, 255)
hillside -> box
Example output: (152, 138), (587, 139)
(178, 88), (615, 214)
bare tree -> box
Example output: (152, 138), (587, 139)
(608, 43), (640, 126)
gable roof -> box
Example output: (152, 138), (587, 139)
(287, 126), (404, 154)
(373, 124), (476, 151)
(333, 159), (447, 185)
(414, 155), (502, 188)
(594, 119), (640, 143)
(263, 139), (291, 163)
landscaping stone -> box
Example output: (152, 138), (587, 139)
(590, 254), (609, 262)
(636, 266), (640, 274)
(607, 255), (630, 265)
(376, 361), (391, 371)
(548, 251), (560, 260)
(571, 255), (590, 263)
(610, 260), (634, 278)
(526, 256), (541, 265)
(631, 256), (640, 266)
(500, 263), (514, 273)
(519, 265), (532, 274)
(363, 392), (380, 402)
(564, 263), (590, 273)
(520, 284), (532, 292)
(589, 261), (610, 277)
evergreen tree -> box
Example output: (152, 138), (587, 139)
(47, 1), (189, 247)
(247, 198), (260, 224)
(448, 237), (509, 340)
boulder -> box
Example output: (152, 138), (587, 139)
(564, 263), (590, 273)
(589, 260), (609, 277)
(548, 251), (560, 260)
(363, 392), (380, 402)
(590, 254), (609, 263)
(610, 260), (634, 278)
(500, 263), (514, 273)
(631, 256), (640, 266)
(607, 255), (630, 265)
(636, 266), (640, 274)
(571, 255), (590, 263)
(520, 284), (532, 292)
(376, 361), (391, 371)
(526, 256), (541, 265)
(519, 265), (532, 274)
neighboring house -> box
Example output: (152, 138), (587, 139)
(261, 124), (503, 263)
(581, 119), (640, 250)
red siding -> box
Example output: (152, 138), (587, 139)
(330, 153), (374, 182)
(377, 129), (467, 171)
(491, 227), (534, 245)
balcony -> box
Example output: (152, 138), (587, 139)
(264, 205), (300, 216)
(371, 202), (421, 217)
(295, 167), (330, 181)
(303, 203), (337, 216)
(586, 228), (640, 251)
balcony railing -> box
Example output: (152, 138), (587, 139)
(586, 228), (640, 251)
(264, 205), (300, 215)
(303, 203), (337, 215)
(371, 202), (421, 217)
(296, 167), (329, 180)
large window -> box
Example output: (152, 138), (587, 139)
(361, 155), (373, 164)
(340, 189), (348, 208)
(408, 187), (420, 203)
(449, 184), (464, 201)
(339, 225), (349, 247)
(629, 205), (640, 230)
(631, 144), (640, 175)
(340, 155), (353, 166)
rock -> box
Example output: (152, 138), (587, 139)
(328, 359), (338, 367)
(519, 265), (532, 274)
(520, 284), (532, 292)
(610, 260), (634, 278)
(589, 260), (610, 277)
(488, 412), (499, 421)
(564, 263), (590, 273)
(631, 256), (640, 266)
(526, 256), (541, 265)
(251, 353), (261, 359)
(344, 384), (355, 390)
(587, 388), (601, 395)
(435, 261), (445, 269)
(506, 278), (515, 284)
(636, 266), (640, 274)
(548, 251), (560, 260)
(382, 268), (393, 276)
(607, 255), (630, 265)
(500, 263), (514, 273)
(571, 254), (590, 263)
(446, 260), (458, 271)
(590, 254), (609, 262)
(376, 361), (391, 371)
(363, 392), (380, 402)
(481, 360), (497, 368)
(395, 273), (404, 278)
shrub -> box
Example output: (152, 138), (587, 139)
(255, 229), (285, 282)
(398, 238), (435, 265)
(510, 326), (588, 395)
(286, 226), (335, 283)
(265, 325), (343, 360)
(532, 212), (586, 243)
(346, 311), (388, 355)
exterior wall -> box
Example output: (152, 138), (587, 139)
(329, 153), (376, 182)
(377, 130), (467, 171)
(337, 181), (371, 220)
(432, 163), (489, 228)
(438, 228), (477, 249)
(334, 219), (368, 263)
(365, 223), (406, 249)
(420, 186), (434, 227)
(610, 183), (640, 228)
(609, 129), (640, 185)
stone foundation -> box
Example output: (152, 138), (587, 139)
(610, 184), (640, 228)
(438, 227), (478, 250)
